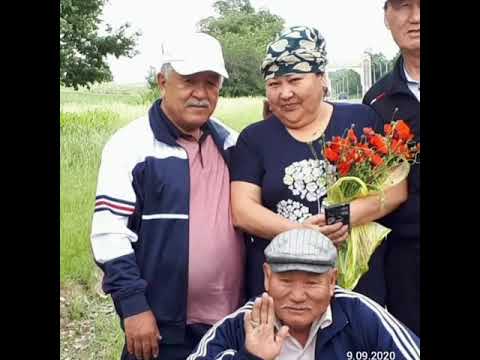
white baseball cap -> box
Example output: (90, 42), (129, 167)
(160, 32), (229, 79)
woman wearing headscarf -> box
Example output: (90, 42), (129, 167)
(231, 26), (408, 299)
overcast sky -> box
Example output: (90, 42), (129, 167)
(101, 0), (398, 84)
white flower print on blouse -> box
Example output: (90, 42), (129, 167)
(277, 199), (312, 223)
(282, 159), (336, 202)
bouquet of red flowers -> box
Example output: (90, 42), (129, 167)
(322, 120), (420, 289)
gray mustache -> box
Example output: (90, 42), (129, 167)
(186, 99), (210, 108)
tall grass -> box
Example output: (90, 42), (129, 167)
(60, 110), (123, 287)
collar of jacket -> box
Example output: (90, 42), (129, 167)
(148, 98), (216, 146)
(314, 298), (349, 350)
(148, 98), (231, 164)
(384, 56), (414, 98)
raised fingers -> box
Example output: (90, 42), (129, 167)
(244, 311), (252, 330)
(267, 294), (275, 326)
(259, 292), (269, 325)
(251, 296), (261, 325)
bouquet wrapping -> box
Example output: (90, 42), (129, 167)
(323, 120), (420, 289)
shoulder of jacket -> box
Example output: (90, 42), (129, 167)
(209, 116), (238, 149)
(210, 117), (238, 138)
(101, 115), (162, 167)
(105, 116), (151, 148)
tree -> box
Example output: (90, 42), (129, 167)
(329, 69), (362, 99)
(369, 52), (398, 84)
(145, 66), (158, 90)
(143, 66), (161, 103)
(198, 0), (284, 97)
(60, 0), (140, 89)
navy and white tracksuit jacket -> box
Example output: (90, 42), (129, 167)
(187, 287), (420, 360)
(90, 99), (238, 344)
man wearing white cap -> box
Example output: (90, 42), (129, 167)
(91, 32), (245, 360)
(188, 228), (419, 360)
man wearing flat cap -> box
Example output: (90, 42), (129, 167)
(188, 228), (420, 360)
(91, 32), (245, 360)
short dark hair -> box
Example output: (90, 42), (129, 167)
(384, 1), (388, 10)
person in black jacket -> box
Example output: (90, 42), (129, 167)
(356, 0), (420, 336)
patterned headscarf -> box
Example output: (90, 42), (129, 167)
(261, 26), (328, 80)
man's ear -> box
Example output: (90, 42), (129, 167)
(384, 13), (390, 30)
(263, 263), (272, 292)
(329, 269), (337, 296)
(157, 72), (166, 90)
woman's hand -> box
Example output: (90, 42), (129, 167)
(303, 214), (349, 247)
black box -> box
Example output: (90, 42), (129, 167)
(324, 203), (350, 226)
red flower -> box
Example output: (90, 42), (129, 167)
(384, 123), (393, 136)
(358, 143), (374, 158)
(369, 135), (388, 155)
(394, 120), (413, 142)
(391, 138), (402, 151)
(347, 129), (358, 144)
(338, 160), (353, 176)
(322, 122), (419, 186)
(370, 154), (384, 167)
(392, 138), (413, 158)
(325, 147), (339, 162)
(399, 144), (409, 157)
(329, 136), (344, 152)
(363, 127), (375, 136)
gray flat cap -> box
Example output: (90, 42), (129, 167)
(265, 228), (337, 273)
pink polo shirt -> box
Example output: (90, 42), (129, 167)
(177, 133), (245, 325)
